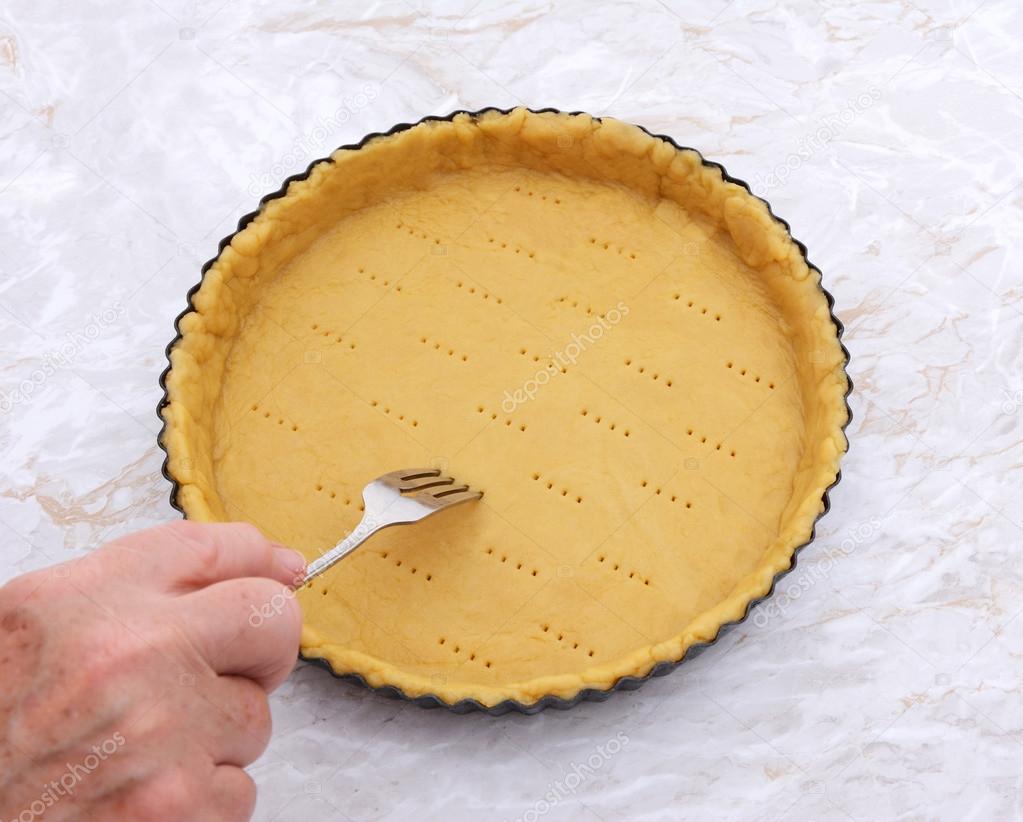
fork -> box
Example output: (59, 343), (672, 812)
(300, 468), (482, 585)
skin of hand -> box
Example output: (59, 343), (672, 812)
(0, 521), (305, 822)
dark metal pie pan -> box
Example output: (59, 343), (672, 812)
(156, 106), (853, 716)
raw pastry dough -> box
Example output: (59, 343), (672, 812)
(160, 109), (848, 707)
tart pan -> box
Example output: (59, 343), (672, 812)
(156, 106), (852, 715)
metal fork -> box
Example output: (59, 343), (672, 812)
(300, 468), (482, 585)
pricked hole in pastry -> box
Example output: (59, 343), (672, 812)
(485, 661), (492, 668)
(396, 560), (402, 567)
(292, 425), (298, 432)
(588, 650), (595, 657)
(321, 588), (328, 596)
(453, 645), (460, 653)
(531, 569), (538, 576)
(426, 574), (432, 581)
(263, 411), (270, 418)
(315, 484), (323, 492)
(469, 653), (476, 660)
(438, 637), (445, 645)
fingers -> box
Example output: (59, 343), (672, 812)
(210, 765), (257, 821)
(203, 675), (273, 767)
(176, 577), (302, 692)
(107, 521), (305, 592)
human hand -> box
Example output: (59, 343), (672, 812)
(0, 521), (305, 821)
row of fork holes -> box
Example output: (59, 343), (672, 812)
(513, 185), (560, 205)
(309, 324), (356, 348)
(477, 405), (527, 431)
(379, 551), (432, 581)
(541, 624), (596, 656)
(639, 480), (694, 506)
(437, 636), (492, 667)
(579, 408), (630, 437)
(673, 294), (722, 321)
(249, 404), (298, 432)
(531, 473), (582, 503)
(727, 361), (775, 389)
(623, 359), (672, 388)
(485, 547), (539, 576)
(596, 555), (651, 586)
(420, 336), (469, 362)
(369, 400), (419, 427)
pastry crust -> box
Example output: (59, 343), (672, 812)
(160, 109), (849, 708)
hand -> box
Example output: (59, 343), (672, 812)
(0, 521), (305, 822)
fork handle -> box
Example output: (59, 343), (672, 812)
(301, 518), (382, 585)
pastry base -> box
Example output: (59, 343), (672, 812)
(159, 109), (849, 708)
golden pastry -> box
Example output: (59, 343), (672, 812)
(159, 108), (849, 709)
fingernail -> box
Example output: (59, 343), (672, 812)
(274, 547), (306, 578)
